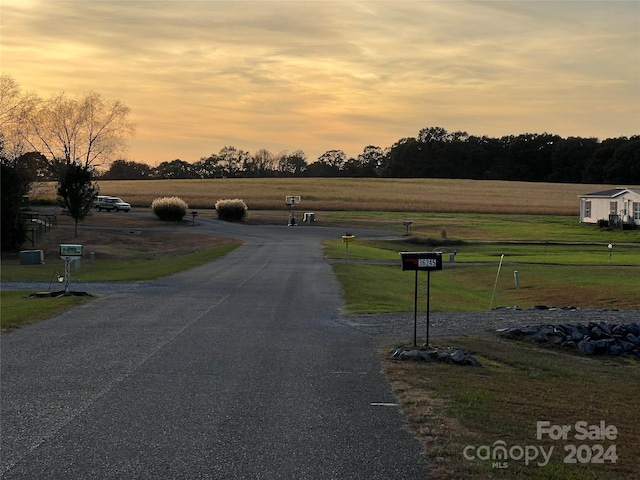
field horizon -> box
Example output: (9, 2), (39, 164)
(29, 178), (640, 216)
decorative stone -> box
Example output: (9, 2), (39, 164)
(578, 340), (596, 355)
(400, 349), (430, 361)
(390, 345), (482, 367)
(497, 321), (640, 360)
(625, 333), (640, 346)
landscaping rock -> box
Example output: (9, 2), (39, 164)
(626, 333), (640, 346)
(390, 345), (482, 367)
(399, 349), (430, 361)
(498, 321), (640, 360)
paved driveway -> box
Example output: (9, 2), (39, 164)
(1, 220), (429, 479)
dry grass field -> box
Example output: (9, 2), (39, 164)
(29, 178), (629, 215)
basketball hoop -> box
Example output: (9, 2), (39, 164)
(285, 195), (301, 206)
(285, 196), (301, 226)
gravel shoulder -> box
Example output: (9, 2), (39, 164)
(344, 308), (640, 347)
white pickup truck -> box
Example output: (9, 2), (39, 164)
(94, 196), (131, 212)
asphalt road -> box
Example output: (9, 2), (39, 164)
(1, 219), (430, 479)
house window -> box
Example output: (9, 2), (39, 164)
(584, 201), (591, 218)
(610, 201), (618, 215)
(634, 202), (640, 220)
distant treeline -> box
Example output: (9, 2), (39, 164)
(21, 127), (640, 184)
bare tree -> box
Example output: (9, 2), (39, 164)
(20, 90), (135, 168)
(0, 74), (39, 162)
(0, 74), (23, 129)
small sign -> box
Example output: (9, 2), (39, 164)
(60, 244), (83, 257)
(342, 235), (355, 243)
(400, 252), (442, 271)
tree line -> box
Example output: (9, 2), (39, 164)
(96, 131), (639, 184)
(7, 129), (639, 185)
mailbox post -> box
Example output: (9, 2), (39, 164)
(400, 252), (443, 347)
(59, 244), (83, 295)
(342, 234), (355, 263)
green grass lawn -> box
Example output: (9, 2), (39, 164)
(1, 243), (240, 282)
(332, 262), (640, 313)
(325, 235), (640, 312)
(325, 211), (640, 243)
(0, 291), (87, 333)
(324, 237), (640, 265)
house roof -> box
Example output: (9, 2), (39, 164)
(581, 187), (640, 198)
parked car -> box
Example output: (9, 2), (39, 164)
(94, 196), (131, 212)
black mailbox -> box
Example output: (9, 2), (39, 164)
(400, 252), (443, 271)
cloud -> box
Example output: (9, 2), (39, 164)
(2, 0), (638, 164)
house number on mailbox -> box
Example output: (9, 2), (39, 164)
(419, 258), (438, 268)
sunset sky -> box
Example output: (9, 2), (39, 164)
(2, 0), (639, 166)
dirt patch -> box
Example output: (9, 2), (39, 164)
(15, 210), (239, 260)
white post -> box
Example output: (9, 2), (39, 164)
(490, 254), (505, 310)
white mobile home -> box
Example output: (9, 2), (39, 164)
(579, 187), (640, 228)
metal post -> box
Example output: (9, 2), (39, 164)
(413, 270), (418, 347)
(64, 258), (71, 295)
(426, 270), (431, 347)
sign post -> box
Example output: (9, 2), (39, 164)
(400, 252), (443, 346)
(59, 244), (83, 295)
(342, 234), (355, 263)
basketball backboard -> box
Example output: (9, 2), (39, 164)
(285, 195), (301, 206)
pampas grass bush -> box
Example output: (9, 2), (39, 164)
(152, 196), (188, 221)
(215, 198), (248, 222)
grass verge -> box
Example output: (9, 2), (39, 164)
(1, 243), (241, 282)
(383, 336), (640, 480)
(332, 262), (640, 312)
(0, 291), (88, 333)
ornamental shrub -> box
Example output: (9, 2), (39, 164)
(215, 198), (248, 222)
(151, 196), (188, 221)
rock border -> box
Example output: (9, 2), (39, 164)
(497, 321), (640, 359)
(389, 345), (482, 366)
